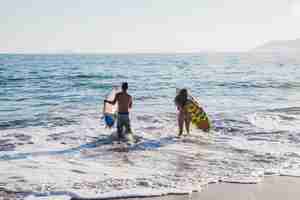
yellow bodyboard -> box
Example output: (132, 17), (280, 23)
(185, 99), (210, 132)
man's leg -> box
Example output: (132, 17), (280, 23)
(117, 115), (123, 139)
(124, 115), (132, 134)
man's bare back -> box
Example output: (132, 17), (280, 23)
(115, 92), (132, 113)
(104, 82), (133, 138)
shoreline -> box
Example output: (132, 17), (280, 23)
(70, 176), (300, 200)
(2, 176), (300, 199)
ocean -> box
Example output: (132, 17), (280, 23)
(1, 53), (300, 199)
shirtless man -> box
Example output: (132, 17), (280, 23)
(104, 82), (132, 139)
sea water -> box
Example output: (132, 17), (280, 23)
(1, 53), (300, 199)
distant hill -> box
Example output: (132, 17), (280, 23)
(253, 38), (300, 52)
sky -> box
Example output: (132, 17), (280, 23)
(1, 0), (300, 53)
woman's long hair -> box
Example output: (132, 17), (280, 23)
(175, 89), (188, 107)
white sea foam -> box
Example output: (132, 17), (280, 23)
(248, 112), (300, 132)
(1, 53), (300, 199)
(1, 104), (300, 199)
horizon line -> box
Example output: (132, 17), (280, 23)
(0, 50), (251, 55)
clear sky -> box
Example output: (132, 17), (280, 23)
(1, 0), (300, 53)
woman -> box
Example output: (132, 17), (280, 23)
(174, 89), (191, 136)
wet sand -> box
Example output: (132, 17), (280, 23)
(192, 176), (300, 200)
(2, 176), (299, 200)
(72, 176), (300, 200)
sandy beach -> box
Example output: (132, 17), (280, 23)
(192, 176), (300, 200)
(70, 176), (300, 200)
(135, 176), (300, 200)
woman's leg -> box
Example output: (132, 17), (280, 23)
(184, 113), (191, 135)
(178, 111), (184, 136)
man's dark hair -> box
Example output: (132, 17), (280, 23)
(122, 82), (128, 91)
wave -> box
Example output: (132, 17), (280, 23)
(0, 135), (177, 161)
(266, 107), (300, 115)
(0, 73), (126, 88)
(0, 116), (78, 130)
(134, 96), (158, 101)
(248, 114), (300, 132)
(216, 81), (300, 89)
(70, 74), (127, 80)
(1, 187), (190, 200)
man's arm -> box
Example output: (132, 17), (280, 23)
(129, 96), (132, 109)
(105, 93), (118, 105)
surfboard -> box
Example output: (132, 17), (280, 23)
(176, 89), (211, 132)
(103, 87), (119, 128)
(186, 97), (211, 132)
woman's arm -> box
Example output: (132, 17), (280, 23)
(105, 93), (118, 105)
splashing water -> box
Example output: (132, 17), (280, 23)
(1, 53), (300, 199)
